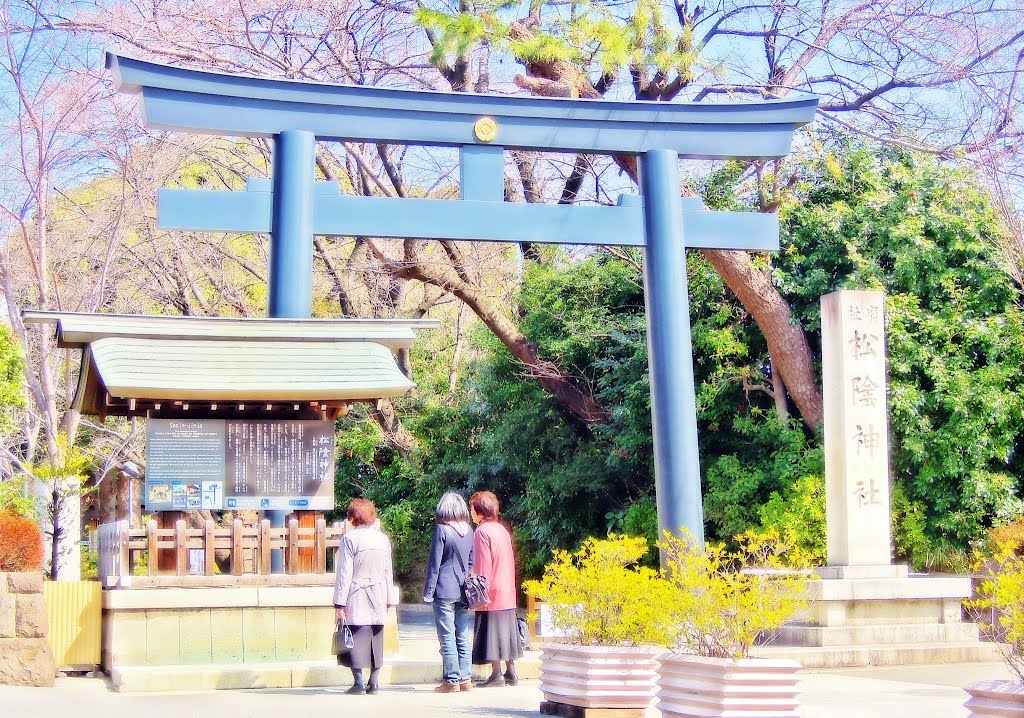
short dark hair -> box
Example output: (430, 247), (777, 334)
(469, 491), (500, 519)
(347, 498), (377, 527)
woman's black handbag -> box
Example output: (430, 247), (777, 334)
(461, 573), (490, 609)
(452, 544), (490, 609)
(334, 619), (355, 666)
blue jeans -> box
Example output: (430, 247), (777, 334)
(433, 599), (472, 683)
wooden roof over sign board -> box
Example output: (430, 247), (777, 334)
(25, 310), (434, 351)
(23, 311), (440, 419)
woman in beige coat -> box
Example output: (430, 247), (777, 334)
(334, 498), (395, 694)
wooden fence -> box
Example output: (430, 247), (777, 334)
(97, 517), (344, 586)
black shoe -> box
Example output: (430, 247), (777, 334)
(345, 684), (366, 695)
(503, 671), (518, 686)
(366, 683), (379, 695)
(477, 674), (505, 688)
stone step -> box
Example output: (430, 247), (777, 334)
(774, 622), (980, 646)
(754, 641), (1003, 669)
(110, 655), (543, 693)
(806, 575), (971, 601)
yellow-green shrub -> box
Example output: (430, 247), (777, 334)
(733, 526), (820, 570)
(987, 519), (1024, 558)
(659, 530), (811, 659)
(522, 534), (673, 646)
(968, 549), (1024, 682)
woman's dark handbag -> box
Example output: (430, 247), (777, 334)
(461, 573), (490, 609)
(452, 541), (490, 609)
(334, 619), (355, 667)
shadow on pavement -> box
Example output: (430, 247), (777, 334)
(244, 686), (420, 695)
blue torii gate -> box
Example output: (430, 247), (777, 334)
(108, 54), (818, 546)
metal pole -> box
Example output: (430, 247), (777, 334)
(640, 149), (705, 548)
(267, 129), (316, 571)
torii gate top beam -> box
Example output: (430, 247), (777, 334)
(107, 54), (817, 159)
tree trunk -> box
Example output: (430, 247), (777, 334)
(448, 304), (466, 397)
(49, 489), (61, 580)
(702, 249), (822, 428)
(98, 468), (117, 524)
(369, 399), (420, 463)
(770, 357), (790, 424)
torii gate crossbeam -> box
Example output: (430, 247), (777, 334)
(108, 53), (818, 548)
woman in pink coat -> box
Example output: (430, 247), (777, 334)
(469, 491), (523, 687)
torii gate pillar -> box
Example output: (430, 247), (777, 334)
(269, 130), (316, 318)
(642, 150), (704, 544)
(266, 130), (317, 568)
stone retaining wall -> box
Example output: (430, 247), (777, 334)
(103, 585), (398, 673)
(0, 572), (56, 686)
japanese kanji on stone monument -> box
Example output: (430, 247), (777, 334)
(822, 290), (893, 568)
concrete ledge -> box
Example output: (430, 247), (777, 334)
(809, 576), (971, 602)
(104, 588), (260, 610)
(756, 641), (1003, 669)
(810, 598), (964, 627)
(776, 622), (980, 647)
(115, 575), (336, 589)
(816, 565), (909, 580)
(103, 586), (340, 610)
(110, 656), (542, 693)
(291, 663), (353, 688)
(256, 586), (333, 607)
(111, 663), (293, 692)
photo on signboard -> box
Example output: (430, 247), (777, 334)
(186, 483), (201, 509)
(171, 481), (187, 509)
(148, 482), (171, 505)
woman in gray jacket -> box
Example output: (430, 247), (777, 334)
(422, 492), (475, 692)
(334, 498), (395, 695)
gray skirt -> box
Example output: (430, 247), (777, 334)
(472, 608), (523, 664)
(341, 624), (384, 670)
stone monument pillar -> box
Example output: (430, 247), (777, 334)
(765, 289), (997, 667)
(820, 290), (896, 574)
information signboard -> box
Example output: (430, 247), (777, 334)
(145, 419), (335, 511)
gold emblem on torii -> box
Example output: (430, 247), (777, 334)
(473, 117), (498, 143)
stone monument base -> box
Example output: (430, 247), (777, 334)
(756, 566), (1000, 668)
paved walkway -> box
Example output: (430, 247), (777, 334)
(800, 662), (1007, 718)
(0, 605), (1008, 717)
(0, 662), (1006, 718)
